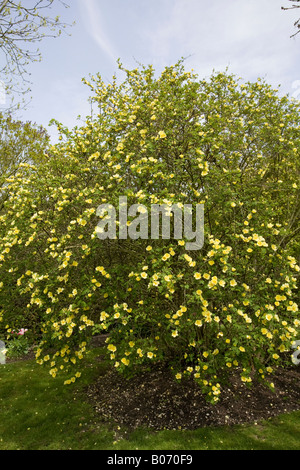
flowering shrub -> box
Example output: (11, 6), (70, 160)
(0, 61), (299, 400)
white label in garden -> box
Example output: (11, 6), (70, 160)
(0, 341), (6, 365)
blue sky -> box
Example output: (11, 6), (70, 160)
(9, 0), (300, 141)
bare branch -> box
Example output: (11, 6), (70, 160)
(0, 0), (73, 111)
(282, 0), (300, 37)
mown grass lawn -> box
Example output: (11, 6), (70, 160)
(1, 349), (300, 450)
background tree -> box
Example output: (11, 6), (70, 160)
(0, 0), (72, 111)
(282, 0), (300, 37)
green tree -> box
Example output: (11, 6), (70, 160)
(0, 62), (299, 401)
(0, 113), (50, 210)
(0, 0), (72, 110)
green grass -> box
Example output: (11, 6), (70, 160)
(1, 350), (300, 450)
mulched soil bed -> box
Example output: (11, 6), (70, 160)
(6, 335), (300, 431)
(87, 360), (300, 432)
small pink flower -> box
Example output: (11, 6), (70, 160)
(17, 328), (28, 336)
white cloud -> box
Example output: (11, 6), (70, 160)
(80, 0), (118, 63)
(22, 76), (92, 142)
(140, 0), (299, 91)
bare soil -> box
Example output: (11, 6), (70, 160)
(86, 337), (300, 432)
(8, 336), (300, 432)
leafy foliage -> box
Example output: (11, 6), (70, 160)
(0, 61), (299, 402)
(0, 113), (50, 209)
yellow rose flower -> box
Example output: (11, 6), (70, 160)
(121, 358), (130, 366)
(158, 131), (167, 139)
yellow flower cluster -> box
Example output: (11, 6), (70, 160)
(0, 61), (299, 402)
